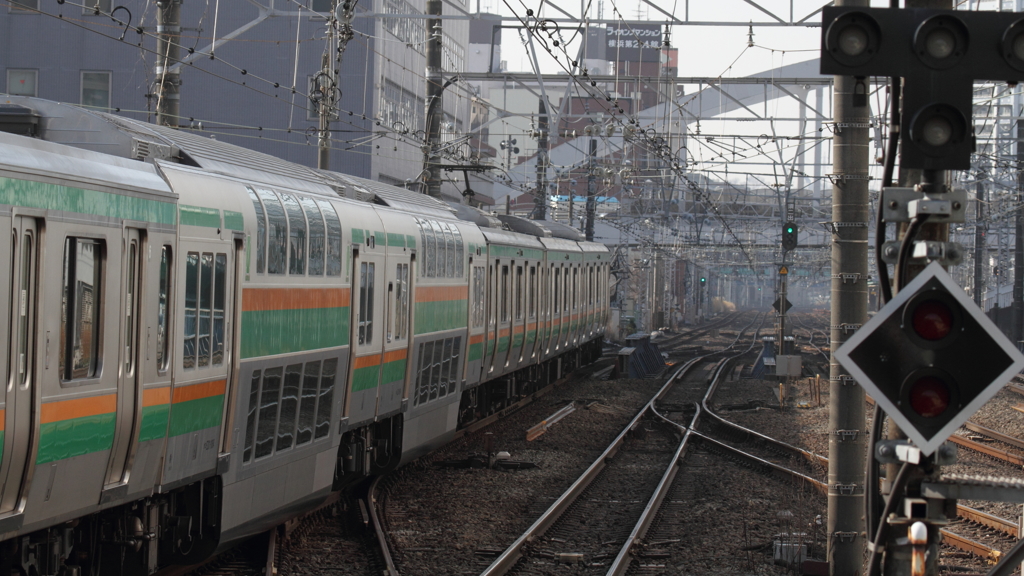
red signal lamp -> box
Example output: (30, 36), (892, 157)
(908, 375), (951, 418)
(911, 299), (954, 341)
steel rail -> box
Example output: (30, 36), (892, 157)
(604, 316), (767, 576)
(477, 356), (704, 576)
(368, 475), (400, 576)
(940, 529), (1002, 562)
(963, 421), (1024, 453)
(957, 505), (1018, 538)
(948, 434), (1024, 467)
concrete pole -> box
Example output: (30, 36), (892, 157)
(154, 0), (181, 128)
(318, 53), (332, 170)
(423, 0), (443, 198)
(827, 0), (869, 571)
(586, 138), (597, 241)
(534, 100), (549, 220)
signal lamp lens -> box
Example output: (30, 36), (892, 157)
(912, 299), (954, 341)
(925, 28), (956, 59)
(1014, 34), (1024, 60)
(909, 376), (951, 418)
(838, 25), (868, 57)
(921, 116), (953, 147)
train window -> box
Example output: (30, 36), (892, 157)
(17, 232), (32, 386)
(257, 189), (287, 275)
(297, 361), (321, 445)
(243, 369), (261, 463)
(564, 268), (570, 313)
(472, 266), (485, 328)
(317, 200), (343, 277)
(553, 267), (560, 314)
(183, 253), (198, 369)
(60, 238), (103, 381)
(429, 339), (443, 401)
(431, 220), (446, 277)
(247, 188), (267, 274)
(572, 268), (578, 311)
(256, 366), (283, 459)
(415, 341), (432, 405)
(419, 220), (432, 277)
(358, 262), (375, 345)
(213, 254), (226, 365)
(198, 254), (214, 367)
(301, 197), (326, 276)
(487, 265), (494, 327)
(394, 263), (409, 341)
(452, 226), (464, 277)
(157, 246), (171, 371)
(500, 265), (509, 322)
(440, 338), (454, 397)
(441, 223), (455, 278)
(125, 242), (137, 376)
(529, 266), (536, 319)
(280, 193), (307, 275)
(515, 266), (523, 321)
(277, 363), (302, 452)
(315, 358), (337, 439)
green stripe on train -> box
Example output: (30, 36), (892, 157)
(169, 395), (224, 437)
(414, 300), (468, 334)
(37, 414), (115, 464)
(0, 177), (176, 225)
(241, 307), (350, 358)
(381, 358), (407, 384)
(468, 342), (484, 362)
(352, 364), (380, 392)
(224, 210), (245, 231)
(139, 404), (170, 442)
(180, 205), (221, 228)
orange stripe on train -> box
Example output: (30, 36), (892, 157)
(41, 394), (117, 424)
(383, 348), (407, 363)
(143, 387), (171, 407)
(354, 354), (383, 369)
(242, 288), (350, 312)
(172, 380), (226, 404)
(415, 285), (469, 303)
(469, 333), (485, 345)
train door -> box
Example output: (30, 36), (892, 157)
(345, 237), (385, 425)
(103, 228), (143, 492)
(485, 261), (497, 374)
(379, 247), (410, 417)
(0, 216), (37, 515)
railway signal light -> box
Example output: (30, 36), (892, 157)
(820, 7), (1024, 170)
(782, 222), (798, 251)
(700, 276), (706, 284)
(835, 262), (1024, 455)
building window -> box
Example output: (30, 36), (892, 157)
(61, 238), (103, 381)
(9, 0), (39, 11)
(379, 79), (423, 134)
(81, 71), (111, 110)
(382, 0), (425, 52)
(6, 70), (37, 96)
(311, 0), (333, 12)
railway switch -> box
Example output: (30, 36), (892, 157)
(835, 261), (1024, 456)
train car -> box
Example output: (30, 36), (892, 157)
(0, 97), (607, 576)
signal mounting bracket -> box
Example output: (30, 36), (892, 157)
(880, 240), (964, 267)
(882, 187), (967, 224)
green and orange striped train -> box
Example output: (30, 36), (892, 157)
(0, 97), (609, 575)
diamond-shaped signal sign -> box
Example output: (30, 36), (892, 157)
(835, 261), (1024, 456)
(773, 298), (792, 314)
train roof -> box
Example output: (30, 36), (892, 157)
(0, 96), (456, 219)
(0, 130), (174, 199)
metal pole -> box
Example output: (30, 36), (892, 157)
(975, 178), (986, 307)
(1015, 120), (1024, 345)
(154, 0), (181, 128)
(423, 0), (443, 198)
(828, 0), (869, 571)
(318, 53), (332, 170)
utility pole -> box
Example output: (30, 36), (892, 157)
(314, 51), (334, 170)
(154, 0), (182, 128)
(423, 0), (443, 198)
(534, 100), (549, 220)
(827, 0), (869, 571)
(585, 138), (597, 241)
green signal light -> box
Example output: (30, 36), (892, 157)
(700, 277), (706, 283)
(786, 226), (794, 233)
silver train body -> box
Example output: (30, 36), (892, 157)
(0, 97), (609, 575)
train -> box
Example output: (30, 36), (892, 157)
(0, 96), (610, 575)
